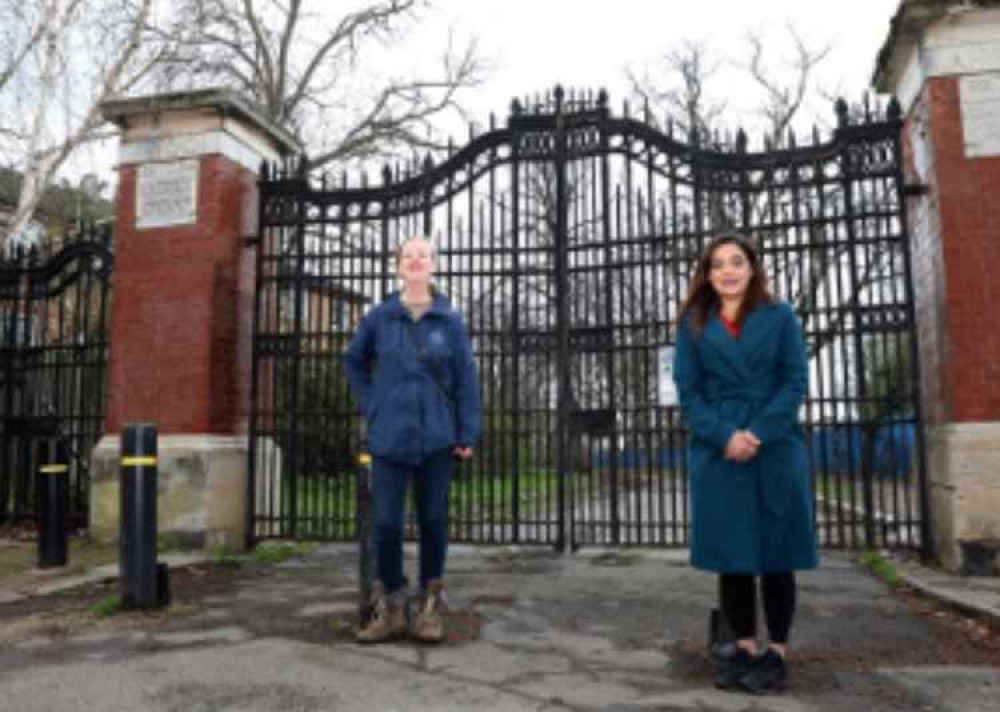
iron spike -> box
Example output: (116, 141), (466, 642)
(887, 96), (902, 121)
(835, 97), (849, 128)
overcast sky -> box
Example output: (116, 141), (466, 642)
(408, 0), (903, 134)
(78, 1), (903, 187)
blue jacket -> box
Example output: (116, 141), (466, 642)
(343, 291), (482, 465)
(673, 301), (819, 574)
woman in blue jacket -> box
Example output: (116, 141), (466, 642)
(673, 233), (818, 694)
(343, 236), (482, 644)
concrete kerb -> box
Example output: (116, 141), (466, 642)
(892, 557), (1000, 628)
(2, 553), (212, 601)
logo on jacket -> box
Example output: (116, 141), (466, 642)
(428, 330), (446, 347)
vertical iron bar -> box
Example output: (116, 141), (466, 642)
(554, 87), (570, 553)
(598, 108), (620, 546)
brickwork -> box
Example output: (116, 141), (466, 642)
(106, 155), (257, 435)
(921, 77), (1000, 423)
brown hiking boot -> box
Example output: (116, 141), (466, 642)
(409, 580), (446, 643)
(356, 584), (407, 643)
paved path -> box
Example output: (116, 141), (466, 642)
(2, 544), (999, 711)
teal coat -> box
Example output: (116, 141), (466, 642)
(673, 301), (819, 574)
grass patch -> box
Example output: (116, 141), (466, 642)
(157, 532), (193, 553)
(211, 548), (245, 568)
(211, 540), (319, 568)
(282, 469), (563, 527)
(859, 549), (903, 587)
(252, 540), (318, 564)
(91, 595), (123, 618)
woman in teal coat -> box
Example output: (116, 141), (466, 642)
(673, 233), (818, 695)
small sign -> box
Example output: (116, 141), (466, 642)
(658, 346), (677, 407)
(136, 160), (198, 229)
(960, 74), (1000, 158)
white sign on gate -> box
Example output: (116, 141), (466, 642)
(658, 346), (677, 407)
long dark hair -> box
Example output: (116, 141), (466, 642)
(678, 233), (773, 335)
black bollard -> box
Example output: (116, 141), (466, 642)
(37, 438), (69, 569)
(120, 423), (168, 610)
(357, 451), (376, 626)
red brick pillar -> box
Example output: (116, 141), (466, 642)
(89, 90), (298, 549)
(876, 2), (1000, 573)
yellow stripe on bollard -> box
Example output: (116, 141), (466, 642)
(357, 453), (372, 466)
(39, 464), (69, 474)
(121, 456), (158, 467)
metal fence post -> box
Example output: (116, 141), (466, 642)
(357, 451), (376, 626)
(120, 423), (169, 610)
(37, 437), (69, 568)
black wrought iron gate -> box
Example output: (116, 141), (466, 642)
(0, 225), (113, 529)
(251, 88), (929, 554)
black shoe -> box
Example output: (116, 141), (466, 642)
(738, 649), (788, 694)
(714, 648), (758, 690)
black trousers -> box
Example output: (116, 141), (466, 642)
(719, 572), (797, 644)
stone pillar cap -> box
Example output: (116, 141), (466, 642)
(100, 87), (301, 156)
(873, 0), (995, 92)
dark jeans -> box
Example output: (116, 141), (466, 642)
(372, 448), (453, 593)
(719, 572), (797, 644)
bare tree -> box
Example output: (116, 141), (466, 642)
(741, 26), (833, 148)
(154, 0), (485, 168)
(0, 0), (166, 249)
(626, 40), (727, 142)
(628, 26), (832, 149)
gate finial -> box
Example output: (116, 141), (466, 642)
(835, 98), (850, 128)
(887, 97), (902, 121)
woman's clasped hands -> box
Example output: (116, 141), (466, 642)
(725, 430), (761, 462)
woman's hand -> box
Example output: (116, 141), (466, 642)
(724, 430), (760, 462)
(453, 446), (473, 460)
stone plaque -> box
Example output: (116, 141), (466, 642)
(136, 160), (198, 229)
(658, 345), (677, 407)
(960, 73), (1000, 158)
